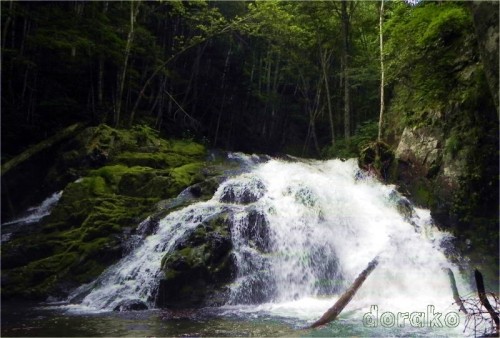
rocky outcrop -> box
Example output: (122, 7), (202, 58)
(1, 124), (209, 300)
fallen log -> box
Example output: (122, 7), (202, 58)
(1, 123), (83, 176)
(446, 268), (467, 314)
(474, 269), (499, 334)
(309, 257), (379, 328)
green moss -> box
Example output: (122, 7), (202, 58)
(167, 140), (205, 157)
(411, 180), (436, 208)
(2, 123), (210, 299)
(114, 152), (192, 169)
(170, 163), (205, 187)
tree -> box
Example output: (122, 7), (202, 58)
(114, 1), (141, 127)
(377, 0), (385, 142)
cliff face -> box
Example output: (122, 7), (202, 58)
(384, 2), (499, 288)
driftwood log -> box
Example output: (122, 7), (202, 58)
(309, 257), (379, 328)
(446, 268), (467, 314)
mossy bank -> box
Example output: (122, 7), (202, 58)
(1, 124), (210, 300)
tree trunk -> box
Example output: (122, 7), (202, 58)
(474, 269), (500, 333)
(342, 0), (351, 140)
(377, 0), (385, 142)
(310, 257), (379, 328)
(2, 0), (14, 50)
(115, 0), (140, 127)
(1, 123), (84, 176)
(446, 268), (467, 314)
(320, 47), (335, 146)
(213, 45), (232, 147)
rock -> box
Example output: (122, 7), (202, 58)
(395, 127), (442, 178)
(156, 212), (236, 308)
(136, 216), (160, 238)
(241, 208), (271, 252)
(113, 299), (148, 311)
(219, 177), (266, 204)
(388, 190), (414, 221)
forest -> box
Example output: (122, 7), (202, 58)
(3, 0), (495, 155)
(1, 0), (499, 337)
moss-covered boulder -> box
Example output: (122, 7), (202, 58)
(1, 124), (209, 300)
(156, 211), (236, 308)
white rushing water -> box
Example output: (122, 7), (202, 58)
(2, 191), (63, 243)
(2, 191), (63, 227)
(69, 156), (469, 334)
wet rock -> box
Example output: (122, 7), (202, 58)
(156, 212), (236, 308)
(113, 299), (148, 311)
(219, 178), (266, 204)
(136, 216), (160, 238)
(241, 208), (271, 252)
(389, 190), (414, 221)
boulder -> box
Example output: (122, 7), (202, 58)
(156, 212), (236, 308)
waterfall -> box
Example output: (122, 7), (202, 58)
(1, 191), (63, 243)
(69, 156), (467, 331)
(2, 191), (63, 227)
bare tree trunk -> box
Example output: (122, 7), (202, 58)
(115, 0), (140, 127)
(213, 45), (232, 147)
(377, 0), (385, 142)
(342, 0), (351, 140)
(97, 2), (108, 109)
(320, 47), (335, 146)
(446, 268), (467, 314)
(310, 257), (379, 328)
(2, 0), (14, 50)
(1, 123), (84, 176)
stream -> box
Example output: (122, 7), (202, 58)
(2, 155), (471, 336)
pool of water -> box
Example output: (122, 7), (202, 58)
(1, 300), (464, 337)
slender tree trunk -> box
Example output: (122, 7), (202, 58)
(446, 268), (467, 314)
(98, 56), (104, 107)
(213, 45), (232, 147)
(377, 0), (385, 142)
(2, 0), (14, 50)
(342, 0), (351, 140)
(320, 47), (335, 146)
(97, 2), (108, 110)
(115, 0), (140, 127)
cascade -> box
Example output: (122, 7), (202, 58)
(68, 155), (466, 330)
(1, 191), (63, 243)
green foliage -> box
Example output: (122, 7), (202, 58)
(385, 3), (473, 117)
(322, 120), (378, 159)
(444, 133), (461, 158)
